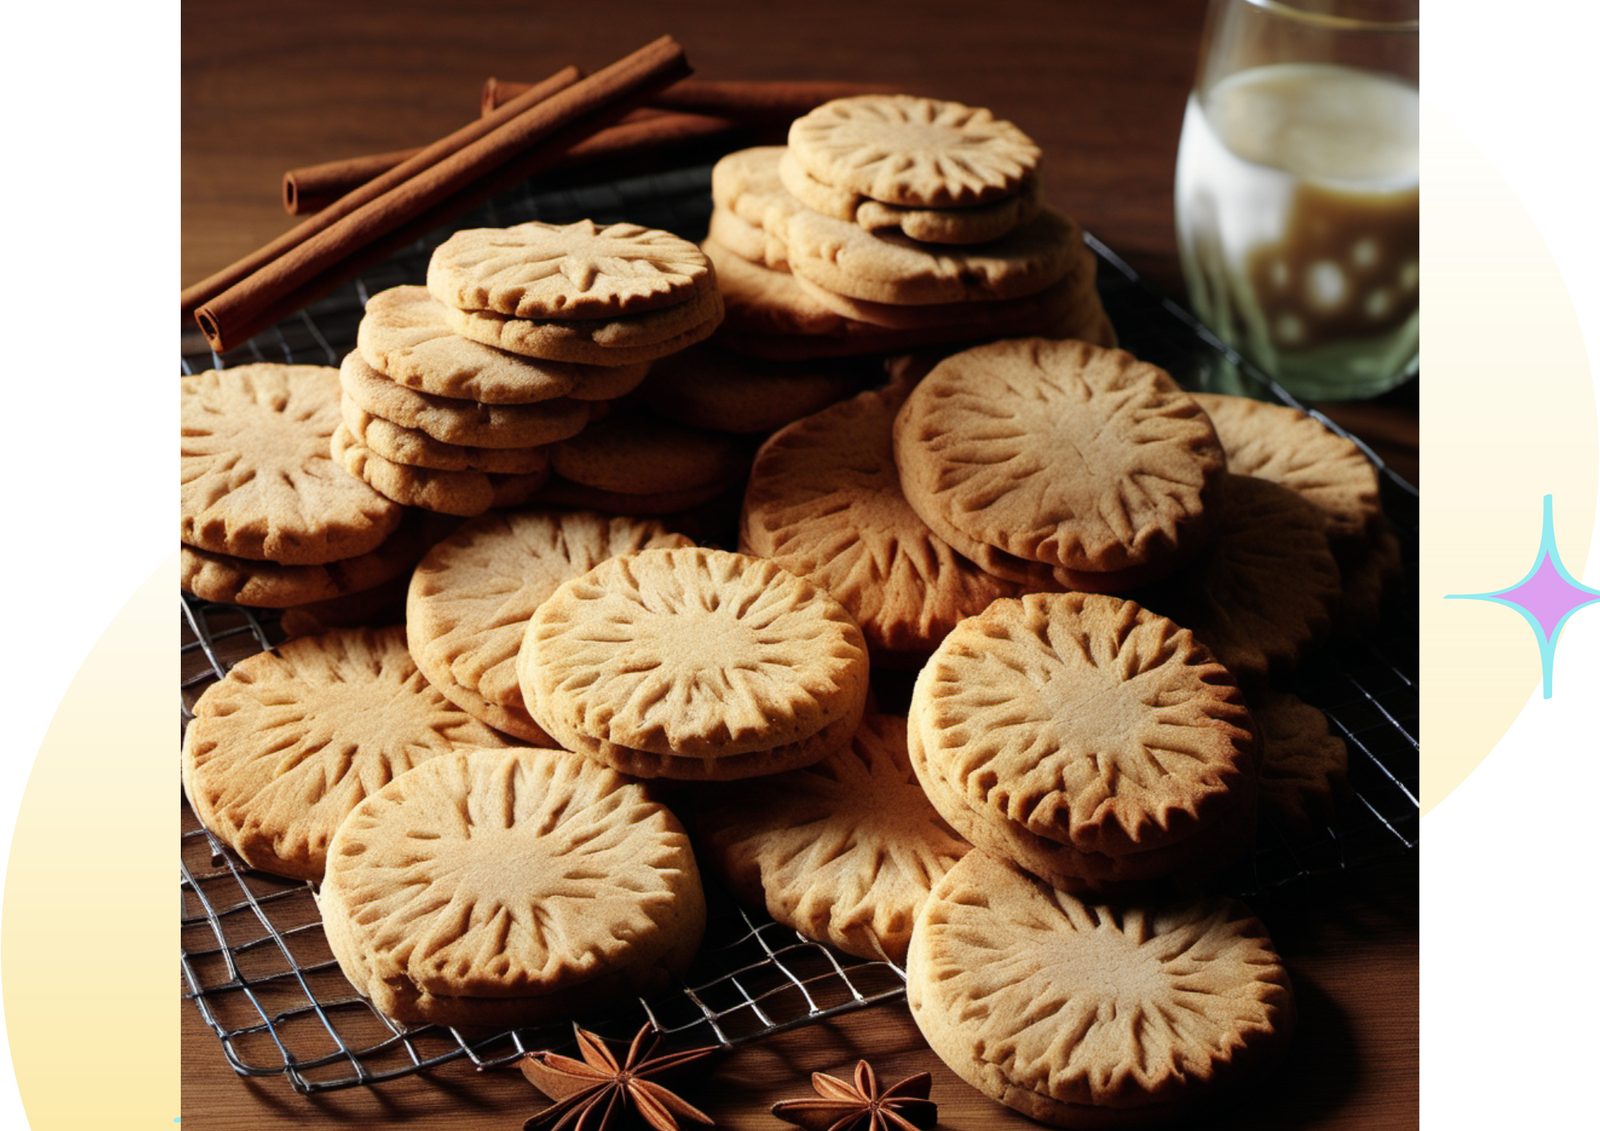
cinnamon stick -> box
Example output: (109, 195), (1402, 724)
(281, 107), (750, 216)
(191, 36), (692, 354)
(283, 146), (423, 215)
(181, 65), (582, 323)
(482, 76), (898, 122)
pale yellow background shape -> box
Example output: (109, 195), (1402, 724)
(1421, 103), (1599, 812)
(2, 557), (176, 1126)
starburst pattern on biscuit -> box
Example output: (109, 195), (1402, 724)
(527, 548), (867, 757)
(791, 95), (1040, 207)
(913, 854), (1291, 1110)
(742, 389), (1021, 654)
(918, 594), (1254, 856)
(431, 220), (709, 319)
(184, 627), (506, 880)
(181, 366), (400, 563)
(329, 750), (697, 998)
(702, 711), (968, 962)
(898, 339), (1222, 574)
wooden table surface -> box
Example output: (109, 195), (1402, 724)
(180, 2), (1419, 1126)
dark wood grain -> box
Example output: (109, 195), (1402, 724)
(180, 3), (1418, 1125)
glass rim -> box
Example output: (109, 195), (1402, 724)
(1239, 0), (1418, 33)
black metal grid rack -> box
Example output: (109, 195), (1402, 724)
(180, 163), (1418, 1093)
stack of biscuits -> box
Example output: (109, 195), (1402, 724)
(181, 363), (442, 610)
(176, 87), (1407, 1128)
(703, 95), (1113, 358)
(334, 219), (729, 516)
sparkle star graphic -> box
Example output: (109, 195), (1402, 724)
(1447, 494), (1600, 698)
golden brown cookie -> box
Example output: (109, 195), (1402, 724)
(906, 705), (1255, 892)
(779, 149), (1042, 245)
(406, 509), (693, 744)
(788, 243), (1095, 330)
(784, 206), (1081, 307)
(710, 146), (807, 262)
(740, 387), (1023, 658)
(319, 747), (705, 1027)
(705, 238), (1114, 361)
(181, 626), (512, 880)
(357, 285), (639, 404)
(332, 424), (549, 516)
(442, 286), (725, 366)
(1191, 392), (1381, 547)
(788, 95), (1041, 208)
(339, 396), (552, 474)
(339, 348), (590, 448)
(707, 203), (793, 271)
(894, 338), (1224, 587)
(182, 364), (402, 564)
(426, 219), (714, 320)
(1137, 474), (1343, 682)
(181, 510), (447, 608)
(519, 547), (870, 779)
(906, 850), (1294, 1126)
(698, 709), (970, 963)
(910, 593), (1257, 859)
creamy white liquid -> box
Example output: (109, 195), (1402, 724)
(1175, 63), (1419, 397)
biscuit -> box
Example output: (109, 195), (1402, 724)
(788, 95), (1040, 209)
(705, 239), (1113, 361)
(710, 145), (807, 257)
(182, 364), (402, 564)
(406, 509), (693, 744)
(358, 285), (630, 404)
(909, 592), (1257, 858)
(740, 386), (1023, 657)
(339, 396), (552, 474)
(906, 850), (1294, 1126)
(788, 243), (1095, 330)
(426, 218), (714, 320)
(339, 349), (590, 448)
(332, 424), (548, 516)
(181, 510), (448, 608)
(698, 709), (969, 963)
(779, 149), (1042, 245)
(181, 626), (511, 880)
(785, 197), (1080, 308)
(1137, 474), (1342, 682)
(1191, 392), (1381, 547)
(319, 747), (705, 1026)
(907, 707), (1254, 892)
(519, 547), (869, 779)
(442, 286), (725, 367)
(707, 204), (792, 271)
(893, 338), (1224, 585)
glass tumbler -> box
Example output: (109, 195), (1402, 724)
(1175, 0), (1419, 400)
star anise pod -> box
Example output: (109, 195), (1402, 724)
(771, 1060), (937, 1131)
(520, 1023), (719, 1131)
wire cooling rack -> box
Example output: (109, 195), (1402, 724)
(179, 162), (1418, 1093)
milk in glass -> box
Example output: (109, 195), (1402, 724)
(1175, 63), (1419, 398)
